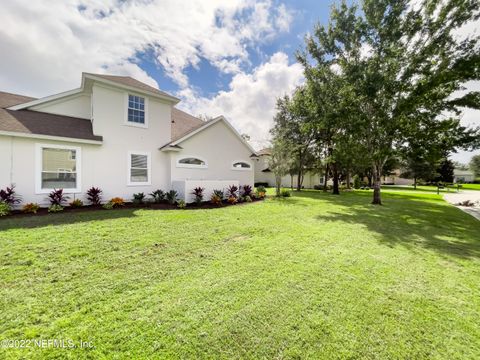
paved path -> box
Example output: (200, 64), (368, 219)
(443, 190), (480, 221)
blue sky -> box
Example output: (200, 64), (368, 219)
(0, 0), (478, 162)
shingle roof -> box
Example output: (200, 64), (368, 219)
(171, 108), (206, 141)
(0, 108), (102, 142)
(84, 73), (177, 100)
(0, 91), (36, 108)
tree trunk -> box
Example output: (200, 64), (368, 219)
(372, 164), (382, 205)
(332, 163), (340, 195)
(296, 168), (303, 191)
(346, 171), (351, 190)
(323, 163), (329, 192)
(275, 175), (281, 197)
(367, 176), (372, 187)
(413, 176), (417, 190)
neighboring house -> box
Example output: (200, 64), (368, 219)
(453, 169), (475, 183)
(0, 73), (256, 205)
(381, 169), (412, 185)
(253, 148), (322, 188)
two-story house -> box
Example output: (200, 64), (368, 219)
(0, 73), (256, 205)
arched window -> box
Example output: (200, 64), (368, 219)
(177, 156), (208, 168)
(232, 161), (252, 170)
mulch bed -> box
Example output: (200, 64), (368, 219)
(5, 197), (265, 218)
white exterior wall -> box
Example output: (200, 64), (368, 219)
(0, 81), (256, 207)
(30, 94), (91, 119)
(170, 121), (254, 187)
(172, 180), (239, 203)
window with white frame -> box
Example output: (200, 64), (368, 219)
(127, 94), (145, 124)
(176, 156), (207, 168)
(36, 144), (81, 193)
(128, 152), (151, 185)
(232, 161), (251, 170)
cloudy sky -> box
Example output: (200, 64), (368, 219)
(0, 0), (478, 163)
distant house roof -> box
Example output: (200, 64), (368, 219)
(171, 108), (205, 141)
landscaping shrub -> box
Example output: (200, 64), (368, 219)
(22, 203), (40, 214)
(0, 184), (21, 206)
(353, 175), (361, 189)
(227, 185), (239, 199)
(256, 185), (266, 199)
(213, 189), (224, 199)
(227, 196), (238, 205)
(210, 194), (222, 206)
(177, 200), (186, 209)
(0, 201), (10, 216)
(244, 195), (252, 202)
(69, 199), (84, 208)
(86, 187), (102, 205)
(133, 192), (146, 204)
(102, 202), (114, 210)
(280, 189), (291, 197)
(242, 185), (253, 197)
(110, 197), (125, 207)
(47, 189), (68, 206)
(48, 204), (64, 213)
(313, 185), (323, 190)
(150, 189), (165, 203)
(166, 190), (178, 205)
(192, 187), (205, 205)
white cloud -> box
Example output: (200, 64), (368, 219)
(0, 0), (294, 95)
(178, 52), (304, 150)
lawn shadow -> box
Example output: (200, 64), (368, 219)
(0, 207), (141, 231)
(294, 190), (480, 260)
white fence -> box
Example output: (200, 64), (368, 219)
(172, 180), (240, 203)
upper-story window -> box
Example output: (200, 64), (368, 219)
(127, 95), (145, 125)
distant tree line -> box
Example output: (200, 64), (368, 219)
(270, 0), (480, 204)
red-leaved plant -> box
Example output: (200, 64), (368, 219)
(86, 187), (102, 205)
(227, 185), (238, 199)
(47, 189), (69, 206)
(191, 187), (205, 205)
(0, 184), (21, 205)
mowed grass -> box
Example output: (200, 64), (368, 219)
(1, 191), (479, 359)
(460, 183), (480, 191)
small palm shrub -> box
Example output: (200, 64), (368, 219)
(227, 185), (238, 199)
(191, 187), (205, 205)
(0, 185), (21, 205)
(86, 187), (102, 205)
(166, 190), (178, 205)
(177, 200), (186, 209)
(22, 203), (40, 214)
(244, 195), (252, 202)
(150, 189), (165, 203)
(69, 199), (84, 208)
(210, 194), (222, 205)
(48, 189), (68, 206)
(242, 185), (253, 197)
(213, 189), (224, 199)
(48, 204), (64, 213)
(133, 192), (146, 204)
(227, 196), (237, 205)
(0, 201), (10, 216)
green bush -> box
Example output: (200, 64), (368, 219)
(22, 203), (40, 214)
(149, 189), (165, 203)
(166, 190), (178, 205)
(177, 200), (186, 209)
(280, 189), (291, 197)
(353, 175), (361, 189)
(102, 202), (114, 210)
(0, 201), (10, 216)
(244, 195), (252, 202)
(132, 192), (146, 204)
(48, 204), (64, 213)
(69, 199), (84, 208)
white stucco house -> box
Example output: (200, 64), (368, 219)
(0, 73), (257, 205)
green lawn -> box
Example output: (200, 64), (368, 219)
(460, 183), (480, 191)
(1, 191), (479, 359)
